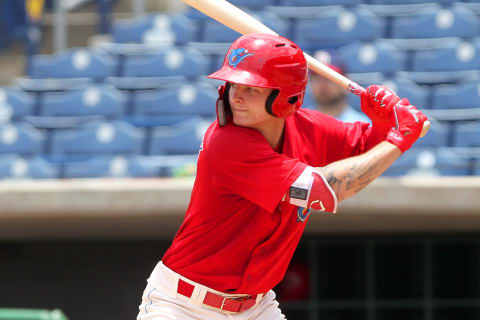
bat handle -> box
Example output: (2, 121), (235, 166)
(347, 81), (430, 138)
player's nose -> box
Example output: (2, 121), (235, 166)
(230, 85), (245, 103)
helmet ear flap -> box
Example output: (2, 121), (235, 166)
(265, 90), (280, 117)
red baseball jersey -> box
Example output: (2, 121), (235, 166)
(162, 108), (382, 295)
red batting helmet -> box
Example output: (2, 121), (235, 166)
(208, 33), (308, 118)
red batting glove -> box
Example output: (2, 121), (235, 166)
(386, 101), (428, 153)
(360, 85), (400, 126)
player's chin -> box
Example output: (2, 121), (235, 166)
(232, 114), (252, 127)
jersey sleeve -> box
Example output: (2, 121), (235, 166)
(303, 110), (386, 163)
(206, 125), (307, 213)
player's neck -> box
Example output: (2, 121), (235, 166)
(254, 118), (286, 150)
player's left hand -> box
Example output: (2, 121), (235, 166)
(360, 85), (400, 125)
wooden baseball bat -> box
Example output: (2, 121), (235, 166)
(182, 0), (430, 137)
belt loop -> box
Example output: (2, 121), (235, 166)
(191, 282), (206, 305)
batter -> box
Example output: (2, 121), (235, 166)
(137, 33), (427, 319)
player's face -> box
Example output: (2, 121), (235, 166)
(229, 83), (276, 129)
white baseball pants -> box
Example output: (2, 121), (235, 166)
(137, 261), (286, 320)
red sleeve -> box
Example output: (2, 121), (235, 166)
(206, 124), (307, 213)
(298, 110), (386, 163)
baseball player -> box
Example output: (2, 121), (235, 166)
(137, 33), (428, 320)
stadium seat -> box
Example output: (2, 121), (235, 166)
(123, 47), (210, 78)
(14, 77), (92, 93)
(281, 0), (360, 6)
(149, 118), (210, 155)
(202, 11), (288, 43)
(395, 69), (479, 87)
(112, 13), (197, 45)
(63, 155), (158, 178)
(106, 76), (187, 91)
(452, 121), (480, 148)
(410, 120), (450, 148)
(0, 123), (45, 156)
(474, 159), (480, 176)
(229, 0), (277, 10)
(411, 38), (480, 72)
(384, 147), (471, 176)
(358, 3), (441, 18)
(0, 155), (58, 179)
(337, 41), (407, 74)
(30, 48), (116, 80)
(0, 86), (35, 121)
(371, 0), (453, 5)
(150, 154), (198, 177)
(41, 84), (127, 117)
(133, 82), (217, 118)
(431, 81), (480, 109)
(391, 5), (478, 39)
(293, 8), (385, 47)
(50, 120), (145, 158)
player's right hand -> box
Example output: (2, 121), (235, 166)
(386, 100), (428, 153)
(360, 85), (400, 125)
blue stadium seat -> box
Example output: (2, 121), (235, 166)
(452, 121), (480, 147)
(0, 86), (35, 120)
(30, 48), (116, 80)
(123, 47), (210, 78)
(371, 0), (453, 4)
(106, 76), (187, 91)
(411, 120), (450, 148)
(63, 155), (158, 178)
(293, 8), (385, 47)
(202, 11), (288, 43)
(133, 83), (217, 118)
(431, 81), (480, 109)
(50, 120), (145, 157)
(229, 0), (277, 10)
(0, 124), (45, 156)
(151, 154), (198, 177)
(281, 0), (360, 6)
(41, 84), (127, 117)
(338, 41), (407, 74)
(384, 147), (471, 176)
(474, 159), (480, 176)
(411, 38), (480, 72)
(149, 118), (210, 155)
(391, 6), (478, 39)
(0, 156), (59, 179)
(14, 77), (92, 93)
(112, 13), (197, 45)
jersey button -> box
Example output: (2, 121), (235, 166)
(259, 248), (265, 254)
(247, 275), (252, 281)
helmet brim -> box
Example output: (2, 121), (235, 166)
(207, 66), (276, 89)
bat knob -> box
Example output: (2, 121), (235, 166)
(420, 120), (430, 138)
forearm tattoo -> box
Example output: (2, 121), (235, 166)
(318, 145), (398, 201)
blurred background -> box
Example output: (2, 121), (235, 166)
(0, 0), (479, 319)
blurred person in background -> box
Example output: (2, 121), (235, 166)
(309, 50), (369, 123)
